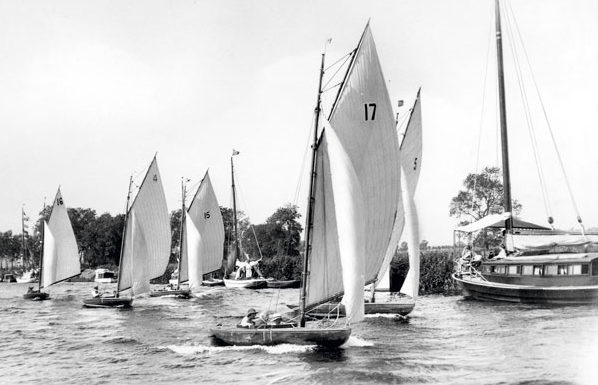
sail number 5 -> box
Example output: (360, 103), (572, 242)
(364, 103), (377, 121)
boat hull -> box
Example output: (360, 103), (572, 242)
(82, 297), (133, 308)
(453, 273), (598, 304)
(210, 326), (351, 347)
(202, 279), (224, 287)
(149, 289), (191, 298)
(266, 279), (300, 289)
(23, 292), (49, 301)
(223, 278), (267, 289)
(306, 299), (414, 318)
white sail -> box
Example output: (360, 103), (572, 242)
(306, 133), (344, 309)
(118, 157), (171, 296)
(328, 24), (401, 287)
(186, 172), (225, 287)
(399, 167), (421, 298)
(377, 90), (423, 291)
(327, 128), (366, 322)
(41, 188), (80, 288)
(184, 215), (203, 289)
(400, 91), (424, 298)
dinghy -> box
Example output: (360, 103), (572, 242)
(24, 188), (81, 301)
(83, 156), (171, 308)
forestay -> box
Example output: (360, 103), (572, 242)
(118, 158), (171, 296)
(328, 24), (401, 289)
(184, 172), (224, 289)
(41, 188), (80, 288)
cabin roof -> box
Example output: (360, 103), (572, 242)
(484, 253), (598, 265)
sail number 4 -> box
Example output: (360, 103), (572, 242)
(364, 103), (377, 121)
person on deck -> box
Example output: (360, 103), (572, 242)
(495, 244), (507, 259)
(240, 308), (257, 328)
(91, 285), (100, 298)
(458, 245), (473, 272)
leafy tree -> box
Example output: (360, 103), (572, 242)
(419, 240), (429, 250)
(169, 209), (183, 264)
(449, 166), (522, 250)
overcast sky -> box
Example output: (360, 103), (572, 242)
(1, 0), (597, 245)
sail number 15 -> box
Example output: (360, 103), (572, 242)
(364, 103), (377, 121)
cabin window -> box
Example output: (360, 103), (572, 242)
(568, 265), (582, 275)
(582, 264), (589, 275)
(496, 266), (506, 274)
(592, 262), (598, 276)
(490, 266), (496, 273)
(545, 265), (558, 276)
(508, 265), (521, 275)
(533, 265), (543, 276)
(558, 265), (568, 275)
(482, 265), (491, 273)
(522, 265), (534, 275)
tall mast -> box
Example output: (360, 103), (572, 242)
(38, 201), (46, 291)
(299, 52), (325, 327)
(230, 152), (240, 269)
(495, 0), (513, 236)
(21, 208), (26, 270)
(115, 176), (133, 298)
(177, 177), (186, 288)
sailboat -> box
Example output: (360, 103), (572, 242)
(366, 89), (423, 316)
(17, 208), (39, 284)
(23, 188), (81, 301)
(453, 0), (598, 304)
(152, 171), (225, 295)
(211, 22), (394, 347)
(222, 151), (267, 289)
(307, 46), (422, 320)
(83, 156), (171, 308)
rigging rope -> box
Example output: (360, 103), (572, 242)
(506, 0), (585, 234)
(502, 0), (553, 225)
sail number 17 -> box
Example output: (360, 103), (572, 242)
(364, 103), (377, 121)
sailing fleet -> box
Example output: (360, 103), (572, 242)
(8, 0), (598, 348)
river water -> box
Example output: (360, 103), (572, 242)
(1, 282), (596, 385)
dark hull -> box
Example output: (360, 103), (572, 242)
(149, 289), (191, 298)
(23, 292), (49, 301)
(307, 299), (415, 318)
(266, 279), (300, 289)
(82, 297), (133, 308)
(453, 274), (598, 304)
(202, 279), (224, 287)
(210, 327), (351, 347)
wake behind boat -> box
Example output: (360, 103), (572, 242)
(212, 22), (393, 347)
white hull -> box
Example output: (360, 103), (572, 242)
(95, 278), (117, 283)
(223, 277), (267, 289)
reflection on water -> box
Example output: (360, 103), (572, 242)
(0, 282), (597, 384)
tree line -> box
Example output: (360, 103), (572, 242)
(0, 204), (304, 280)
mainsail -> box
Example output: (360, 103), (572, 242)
(305, 24), (399, 323)
(41, 188), (80, 288)
(328, 23), (401, 289)
(183, 171), (225, 289)
(399, 90), (423, 298)
(376, 90), (423, 296)
(117, 157), (171, 296)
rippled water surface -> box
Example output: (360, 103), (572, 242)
(1, 282), (597, 384)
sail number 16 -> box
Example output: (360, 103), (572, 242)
(364, 103), (377, 121)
